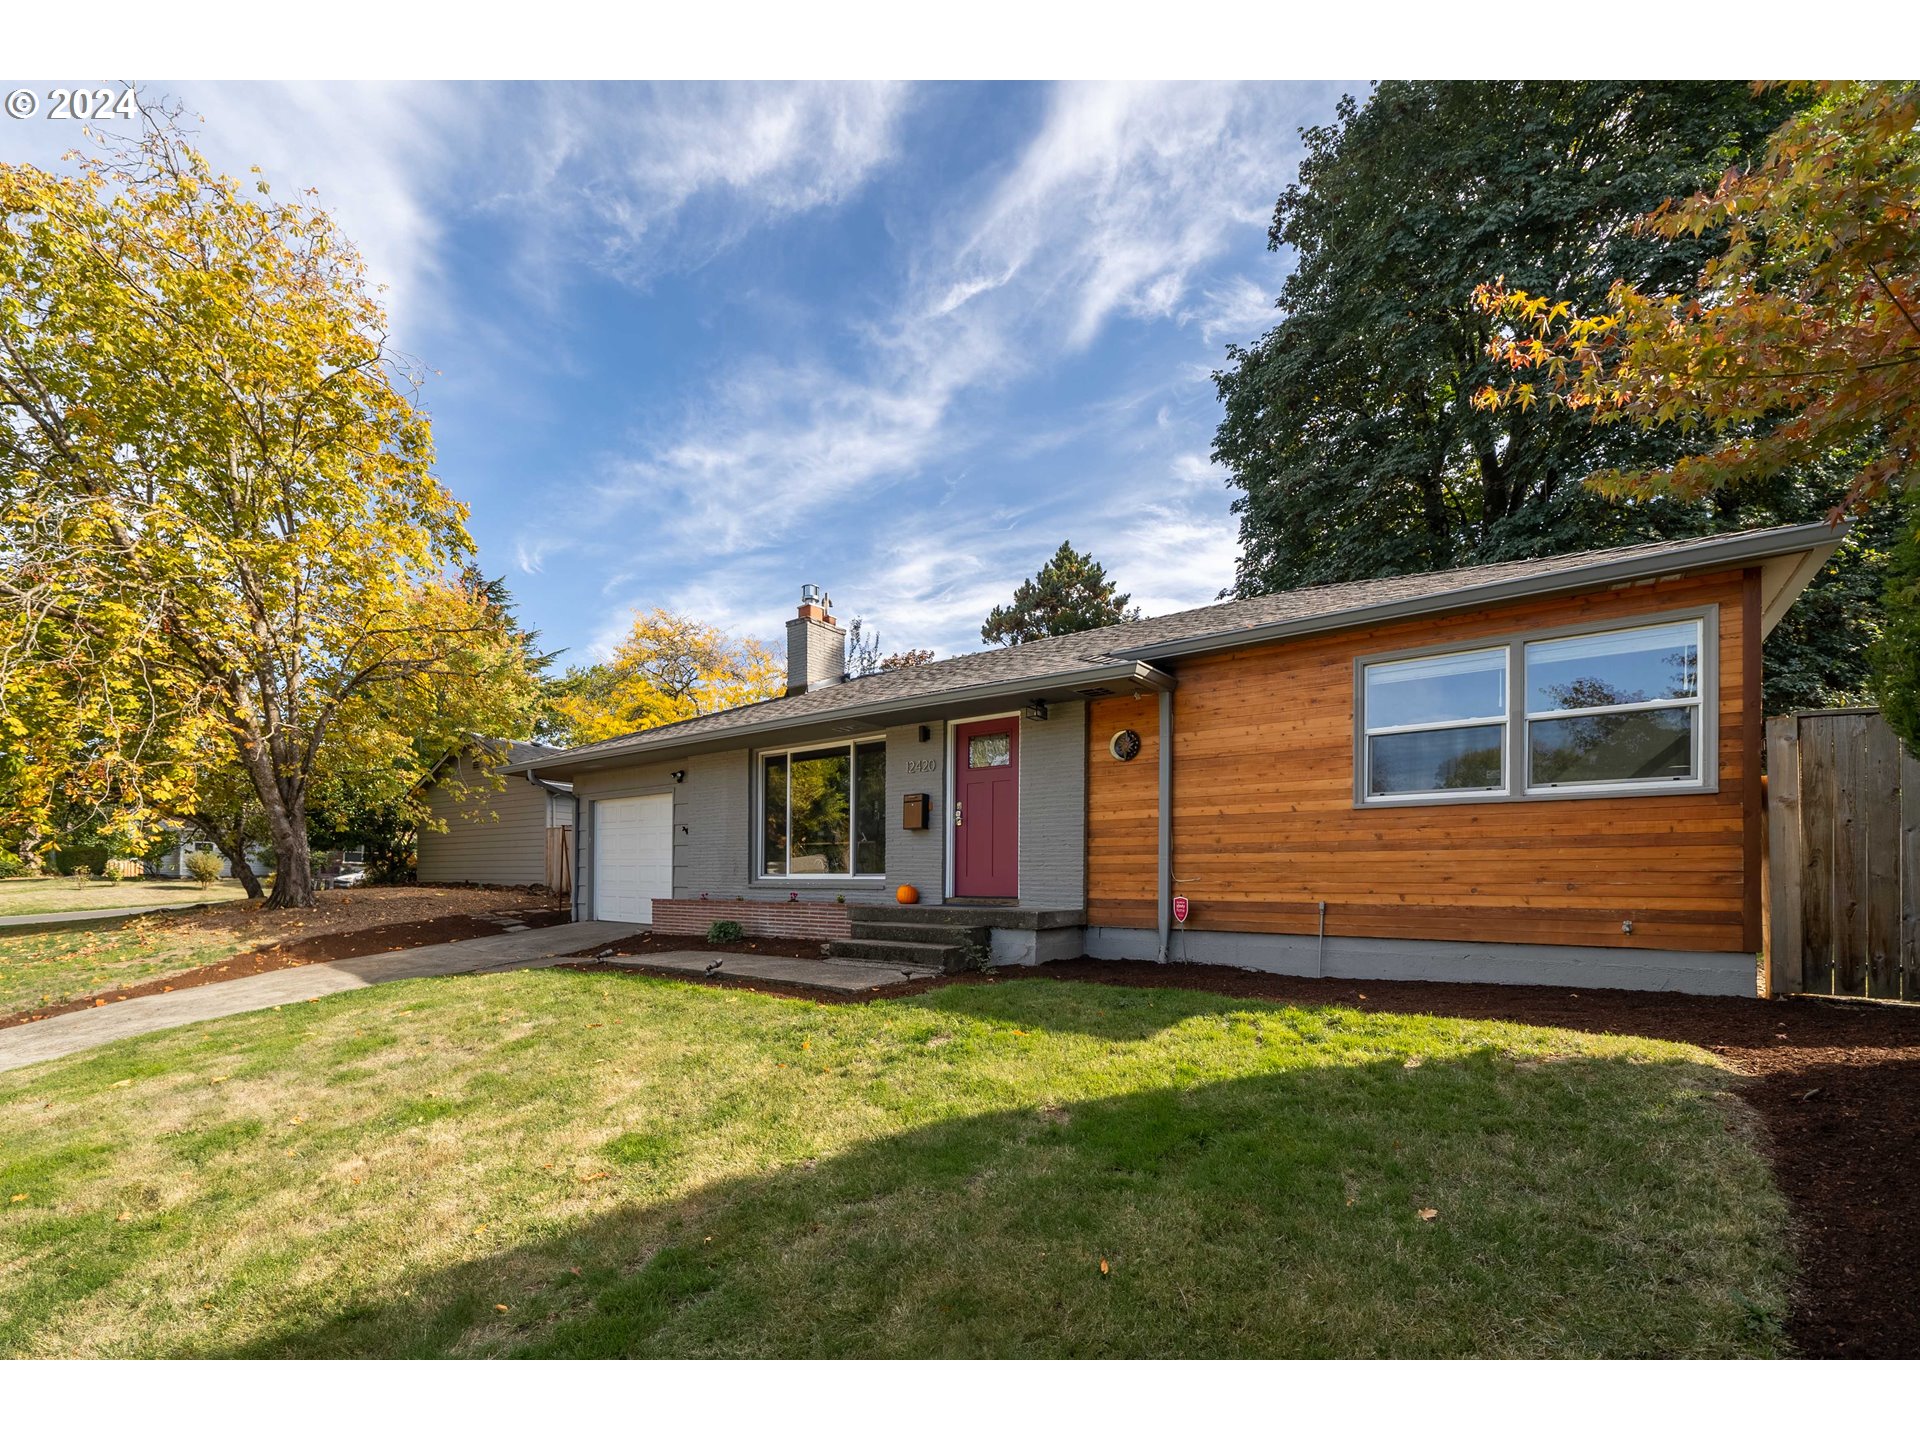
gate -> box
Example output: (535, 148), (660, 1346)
(1766, 708), (1920, 999)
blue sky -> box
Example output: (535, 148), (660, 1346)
(11, 80), (1353, 666)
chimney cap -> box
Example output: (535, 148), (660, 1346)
(800, 582), (831, 608)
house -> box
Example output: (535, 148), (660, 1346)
(150, 834), (275, 880)
(508, 522), (1843, 996)
(416, 738), (575, 892)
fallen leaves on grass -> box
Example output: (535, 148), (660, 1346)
(1417, 1208), (1439, 1222)
(1099, 1258), (1111, 1276)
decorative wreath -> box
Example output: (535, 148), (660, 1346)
(1109, 729), (1142, 762)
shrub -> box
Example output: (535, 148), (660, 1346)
(69, 865), (93, 888)
(706, 919), (745, 945)
(184, 851), (224, 887)
(104, 858), (143, 884)
(0, 853), (25, 879)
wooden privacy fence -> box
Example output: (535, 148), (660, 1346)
(1766, 708), (1920, 999)
(545, 824), (573, 897)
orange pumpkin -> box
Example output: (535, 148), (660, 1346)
(895, 884), (920, 905)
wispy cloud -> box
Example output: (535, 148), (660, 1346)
(552, 82), (1322, 654)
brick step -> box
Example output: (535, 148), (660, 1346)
(825, 937), (970, 971)
(850, 921), (991, 945)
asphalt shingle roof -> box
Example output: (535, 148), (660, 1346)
(533, 523), (1836, 770)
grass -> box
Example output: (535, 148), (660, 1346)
(0, 970), (1792, 1358)
(0, 921), (235, 1018)
(0, 876), (248, 918)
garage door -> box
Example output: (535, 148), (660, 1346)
(594, 794), (673, 923)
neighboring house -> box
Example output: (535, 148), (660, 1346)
(416, 738), (574, 891)
(509, 523), (1843, 997)
(151, 835), (274, 880)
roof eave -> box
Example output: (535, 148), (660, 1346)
(504, 659), (1177, 777)
(1111, 521), (1849, 665)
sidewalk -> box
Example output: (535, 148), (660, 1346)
(0, 898), (247, 933)
(0, 919), (642, 1073)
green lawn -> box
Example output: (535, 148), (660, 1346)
(0, 923), (235, 1019)
(0, 970), (1791, 1358)
(0, 876), (249, 918)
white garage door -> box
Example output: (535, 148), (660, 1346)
(594, 794), (673, 923)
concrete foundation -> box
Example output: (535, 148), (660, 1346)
(1081, 926), (1759, 998)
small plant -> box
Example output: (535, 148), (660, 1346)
(184, 851), (224, 888)
(706, 919), (745, 944)
(957, 938), (993, 972)
(69, 865), (93, 888)
(0, 852), (26, 879)
(105, 857), (142, 884)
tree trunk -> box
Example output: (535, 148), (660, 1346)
(264, 820), (315, 908)
(213, 835), (264, 901)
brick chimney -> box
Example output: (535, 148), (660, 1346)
(785, 584), (845, 696)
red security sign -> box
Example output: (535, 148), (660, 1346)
(1172, 895), (1190, 924)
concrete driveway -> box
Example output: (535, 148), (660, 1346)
(0, 920), (642, 1074)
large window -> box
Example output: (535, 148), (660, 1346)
(1361, 647), (1508, 799)
(1358, 613), (1712, 804)
(1524, 619), (1702, 790)
(761, 739), (886, 877)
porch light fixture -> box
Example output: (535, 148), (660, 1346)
(671, 770), (686, 784)
(1023, 699), (1049, 722)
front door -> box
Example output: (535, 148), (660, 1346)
(952, 717), (1018, 898)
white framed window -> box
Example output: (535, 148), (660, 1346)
(1356, 608), (1717, 807)
(1361, 646), (1510, 799)
(1523, 618), (1704, 792)
(759, 737), (887, 878)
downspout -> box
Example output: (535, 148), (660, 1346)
(1156, 686), (1173, 964)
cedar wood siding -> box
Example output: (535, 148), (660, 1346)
(1087, 567), (1761, 954)
(416, 754), (551, 887)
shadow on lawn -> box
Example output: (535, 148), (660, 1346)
(214, 1038), (1781, 1360)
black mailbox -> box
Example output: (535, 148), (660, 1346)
(901, 793), (930, 830)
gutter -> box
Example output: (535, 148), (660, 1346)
(503, 659), (1178, 776)
(1111, 521), (1847, 665)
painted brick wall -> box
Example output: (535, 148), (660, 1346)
(1017, 699), (1087, 907)
(884, 719), (946, 900)
(652, 897), (852, 939)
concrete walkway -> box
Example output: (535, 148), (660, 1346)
(608, 950), (942, 993)
(0, 920), (642, 1074)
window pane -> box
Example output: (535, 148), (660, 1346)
(1526, 621), (1699, 714)
(1368, 726), (1504, 796)
(788, 747), (851, 874)
(1364, 648), (1506, 730)
(854, 740), (887, 874)
(1529, 709), (1695, 787)
(967, 733), (1011, 768)
(761, 754), (788, 876)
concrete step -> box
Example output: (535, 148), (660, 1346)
(825, 937), (970, 970)
(851, 920), (991, 945)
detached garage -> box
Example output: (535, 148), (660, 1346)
(592, 793), (673, 923)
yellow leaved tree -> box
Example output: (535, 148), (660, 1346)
(0, 118), (542, 905)
(545, 608), (782, 746)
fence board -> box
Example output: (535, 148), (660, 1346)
(1766, 717), (1804, 999)
(1865, 721), (1901, 997)
(1904, 747), (1920, 1001)
(1831, 714), (1868, 994)
(1799, 721), (1838, 995)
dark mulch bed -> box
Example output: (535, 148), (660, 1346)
(0, 907), (569, 1030)
(569, 952), (1920, 1360)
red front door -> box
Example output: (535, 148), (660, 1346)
(952, 717), (1019, 898)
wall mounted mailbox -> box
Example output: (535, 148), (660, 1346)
(901, 793), (930, 830)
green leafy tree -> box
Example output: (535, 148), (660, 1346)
(981, 541), (1140, 646)
(1211, 82), (1884, 711)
